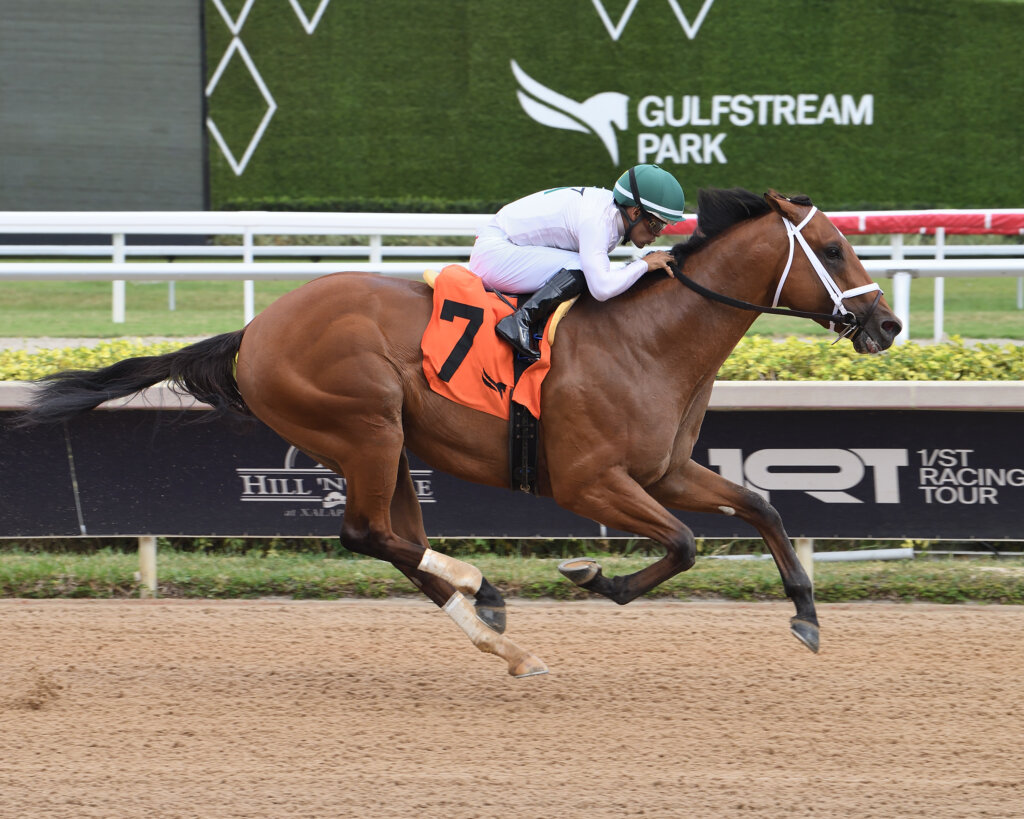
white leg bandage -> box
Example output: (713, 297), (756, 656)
(443, 592), (500, 652)
(418, 548), (482, 595)
(442, 592), (548, 678)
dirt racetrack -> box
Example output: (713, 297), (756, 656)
(1, 598), (1022, 818)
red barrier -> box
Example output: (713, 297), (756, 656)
(665, 209), (1024, 236)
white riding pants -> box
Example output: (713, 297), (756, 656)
(468, 226), (582, 294)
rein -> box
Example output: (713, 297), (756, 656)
(671, 206), (883, 341)
(671, 266), (866, 327)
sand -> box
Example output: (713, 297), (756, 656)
(1, 598), (1022, 818)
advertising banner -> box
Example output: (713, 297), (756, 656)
(205, 0), (1023, 209)
(2, 409), (1021, 540)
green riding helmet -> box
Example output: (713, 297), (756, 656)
(612, 164), (686, 224)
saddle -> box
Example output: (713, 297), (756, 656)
(420, 264), (577, 493)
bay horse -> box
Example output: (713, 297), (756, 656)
(21, 189), (901, 677)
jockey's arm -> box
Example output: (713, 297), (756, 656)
(578, 221), (676, 301)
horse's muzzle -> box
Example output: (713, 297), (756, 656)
(836, 290), (901, 354)
(850, 311), (902, 354)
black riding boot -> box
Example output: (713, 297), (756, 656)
(495, 269), (586, 360)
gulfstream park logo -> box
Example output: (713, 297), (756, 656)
(511, 61), (875, 166)
(236, 446), (435, 517)
(512, 60), (629, 165)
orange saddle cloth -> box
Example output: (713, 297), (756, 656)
(421, 264), (559, 420)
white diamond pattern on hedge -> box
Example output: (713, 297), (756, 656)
(205, 0), (331, 175)
(205, 38), (278, 176)
(590, 0), (640, 41)
(288, 0), (332, 34)
(209, 0), (257, 35)
(591, 0), (716, 41)
(666, 0), (716, 40)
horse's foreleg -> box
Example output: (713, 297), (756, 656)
(648, 460), (819, 653)
(553, 468), (697, 604)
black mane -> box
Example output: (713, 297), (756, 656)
(670, 188), (812, 266)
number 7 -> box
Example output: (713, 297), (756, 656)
(438, 299), (484, 382)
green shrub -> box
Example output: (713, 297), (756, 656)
(0, 339), (190, 383)
(3, 336), (1021, 382)
(716, 336), (1024, 381)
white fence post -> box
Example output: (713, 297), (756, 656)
(243, 228), (255, 324)
(795, 537), (814, 584)
(933, 227), (945, 342)
(889, 234), (910, 344)
(892, 273), (912, 344)
(138, 535), (158, 598)
(112, 233), (126, 323)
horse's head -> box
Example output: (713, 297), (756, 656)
(764, 190), (902, 354)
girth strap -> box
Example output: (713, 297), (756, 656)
(509, 400), (538, 494)
(508, 294), (540, 495)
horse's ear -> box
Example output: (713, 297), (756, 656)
(764, 190), (802, 221)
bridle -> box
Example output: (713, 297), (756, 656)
(774, 206), (883, 335)
(671, 205), (883, 342)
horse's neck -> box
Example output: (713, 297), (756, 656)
(570, 216), (784, 391)
(674, 290), (756, 388)
(623, 250), (771, 372)
(669, 217), (784, 356)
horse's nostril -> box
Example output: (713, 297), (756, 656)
(882, 320), (902, 336)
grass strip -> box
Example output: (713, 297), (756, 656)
(1, 274), (1022, 340)
(1, 551), (1021, 604)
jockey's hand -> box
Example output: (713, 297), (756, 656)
(643, 250), (677, 277)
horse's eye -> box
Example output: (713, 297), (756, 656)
(824, 245), (843, 261)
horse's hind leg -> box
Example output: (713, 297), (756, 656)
(289, 442), (504, 634)
(647, 460), (819, 653)
(390, 451), (507, 634)
(341, 439), (545, 677)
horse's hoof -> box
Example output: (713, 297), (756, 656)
(474, 604), (507, 634)
(558, 557), (600, 586)
(508, 653), (549, 678)
(790, 618), (820, 653)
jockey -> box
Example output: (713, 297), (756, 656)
(468, 164), (686, 360)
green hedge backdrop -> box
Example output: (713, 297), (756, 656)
(205, 0), (1024, 211)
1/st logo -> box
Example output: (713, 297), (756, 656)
(708, 448), (908, 503)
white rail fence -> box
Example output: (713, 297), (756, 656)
(1, 209), (1022, 340)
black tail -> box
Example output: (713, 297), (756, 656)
(17, 330), (249, 426)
